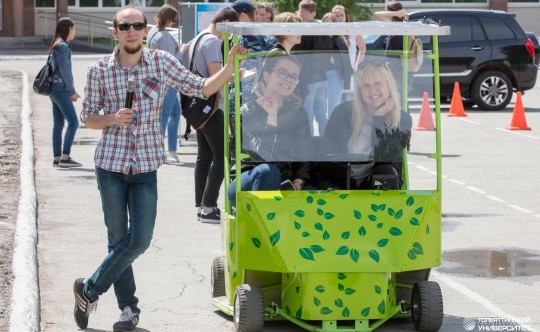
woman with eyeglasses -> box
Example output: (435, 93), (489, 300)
(49, 17), (82, 168)
(227, 53), (312, 207)
(314, 60), (412, 190)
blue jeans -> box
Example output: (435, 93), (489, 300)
(303, 80), (328, 136)
(195, 110), (224, 207)
(49, 83), (79, 157)
(227, 163), (281, 208)
(161, 88), (181, 152)
(326, 69), (344, 120)
(85, 167), (158, 314)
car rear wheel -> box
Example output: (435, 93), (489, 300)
(472, 70), (512, 111)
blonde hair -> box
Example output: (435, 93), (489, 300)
(348, 62), (401, 150)
(321, 12), (337, 23)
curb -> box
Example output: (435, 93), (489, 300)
(9, 71), (40, 332)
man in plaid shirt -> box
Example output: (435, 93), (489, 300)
(73, 6), (246, 331)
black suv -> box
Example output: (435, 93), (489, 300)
(368, 10), (538, 111)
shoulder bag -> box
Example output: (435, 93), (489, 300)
(33, 51), (56, 96)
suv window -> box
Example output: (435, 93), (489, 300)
(438, 16), (485, 43)
(479, 17), (516, 40)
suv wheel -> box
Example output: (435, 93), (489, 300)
(472, 70), (512, 111)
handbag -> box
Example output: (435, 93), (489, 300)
(33, 52), (56, 96)
(180, 32), (219, 129)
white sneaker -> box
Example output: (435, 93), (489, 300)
(165, 152), (179, 164)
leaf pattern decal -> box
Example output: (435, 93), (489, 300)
(415, 207), (424, 215)
(317, 208), (324, 216)
(388, 208), (395, 217)
(251, 238), (262, 248)
(267, 212), (276, 220)
(336, 246), (349, 255)
(411, 242), (424, 255)
(377, 223), (383, 229)
(299, 248), (315, 261)
(270, 230), (280, 246)
(371, 204), (379, 212)
(406, 196), (414, 206)
(368, 215), (377, 221)
(409, 217), (419, 226)
(378, 204), (386, 211)
(246, 203), (251, 212)
(323, 230), (330, 240)
(314, 223), (323, 231)
(316, 199), (327, 206)
(294, 221), (302, 230)
(426, 224), (430, 234)
(342, 307), (350, 317)
(353, 210), (362, 220)
(389, 227), (403, 236)
(295, 306), (302, 319)
(339, 194), (349, 199)
(338, 283), (345, 291)
(229, 242), (235, 251)
(324, 212), (335, 220)
(361, 307), (370, 317)
(341, 231), (350, 239)
(350, 248), (359, 263)
(302, 231), (310, 238)
(232, 271), (237, 279)
(274, 196), (282, 201)
(334, 299), (344, 307)
(294, 210), (305, 217)
(408, 251), (417, 260)
(344, 288), (356, 295)
(314, 297), (321, 306)
(369, 250), (380, 263)
(320, 307), (333, 315)
(306, 196), (313, 204)
(395, 209), (403, 220)
(310, 245), (325, 253)
(337, 273), (347, 280)
(358, 226), (366, 236)
(378, 299), (386, 314)
(374, 285), (382, 294)
(377, 239), (389, 247)
(295, 286), (300, 294)
(315, 285), (325, 293)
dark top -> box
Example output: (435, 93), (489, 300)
(314, 100), (412, 189)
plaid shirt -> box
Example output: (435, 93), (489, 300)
(81, 47), (205, 174)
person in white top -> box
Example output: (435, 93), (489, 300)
(331, 5), (366, 71)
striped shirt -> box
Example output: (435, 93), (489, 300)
(81, 47), (206, 174)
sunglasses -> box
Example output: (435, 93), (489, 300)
(274, 68), (300, 85)
(116, 22), (146, 31)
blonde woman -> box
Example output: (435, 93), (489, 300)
(315, 61), (412, 190)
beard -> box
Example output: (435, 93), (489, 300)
(124, 44), (142, 55)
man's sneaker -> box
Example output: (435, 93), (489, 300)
(113, 306), (139, 332)
(59, 157), (82, 168)
(200, 207), (220, 224)
(73, 278), (98, 329)
(53, 159), (60, 167)
(197, 206), (203, 221)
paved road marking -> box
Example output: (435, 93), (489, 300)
(496, 128), (538, 139)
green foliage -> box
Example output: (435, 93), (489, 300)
(272, 0), (374, 22)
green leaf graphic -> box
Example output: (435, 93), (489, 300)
(295, 210), (305, 218)
(232, 271), (237, 279)
(296, 306), (302, 319)
(267, 212), (276, 220)
(378, 204), (386, 211)
(314, 297), (321, 306)
(377, 239), (389, 247)
(374, 285), (382, 294)
(378, 299), (386, 314)
(341, 231), (350, 239)
(409, 217), (419, 226)
(353, 210), (362, 220)
(426, 224), (430, 234)
(368, 215), (377, 222)
(395, 209), (403, 220)
(369, 250), (380, 263)
(294, 221), (302, 230)
(314, 223), (323, 231)
(350, 248), (360, 263)
(388, 208), (395, 216)
(338, 283), (345, 291)
(299, 248), (315, 261)
(316, 199), (327, 206)
(323, 230), (330, 240)
(229, 242), (235, 251)
(251, 238), (262, 248)
(337, 273), (347, 280)
(411, 242), (424, 255)
(358, 226), (367, 236)
(317, 208), (324, 216)
(320, 307), (333, 315)
(389, 227), (403, 236)
(377, 223), (383, 229)
(345, 288), (356, 295)
(310, 245), (325, 253)
(315, 285), (325, 293)
(270, 230), (281, 246)
(274, 196), (282, 201)
(342, 307), (350, 317)
(339, 194), (349, 199)
(336, 246), (349, 255)
(407, 250), (417, 260)
(285, 306), (291, 315)
(306, 196), (314, 204)
(415, 207), (424, 215)
(406, 196), (414, 207)
(295, 286), (300, 294)
(361, 307), (370, 317)
(371, 204), (379, 212)
(302, 231), (310, 238)
(246, 203), (252, 212)
(335, 299), (344, 307)
(324, 212), (335, 220)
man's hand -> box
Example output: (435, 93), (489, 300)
(115, 108), (134, 127)
(226, 44), (249, 67)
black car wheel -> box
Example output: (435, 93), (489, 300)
(411, 281), (444, 331)
(211, 256), (226, 297)
(472, 70), (513, 111)
(233, 284), (264, 332)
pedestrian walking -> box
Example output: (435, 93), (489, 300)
(73, 6), (246, 331)
(48, 17), (82, 168)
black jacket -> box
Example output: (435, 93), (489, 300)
(314, 100), (412, 189)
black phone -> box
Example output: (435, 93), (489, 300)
(280, 179), (296, 191)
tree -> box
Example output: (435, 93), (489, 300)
(271, 0), (376, 22)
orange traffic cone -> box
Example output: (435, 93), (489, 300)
(448, 82), (467, 117)
(415, 92), (435, 131)
(507, 92), (531, 130)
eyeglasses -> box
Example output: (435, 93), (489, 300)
(116, 22), (146, 31)
(274, 68), (300, 85)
